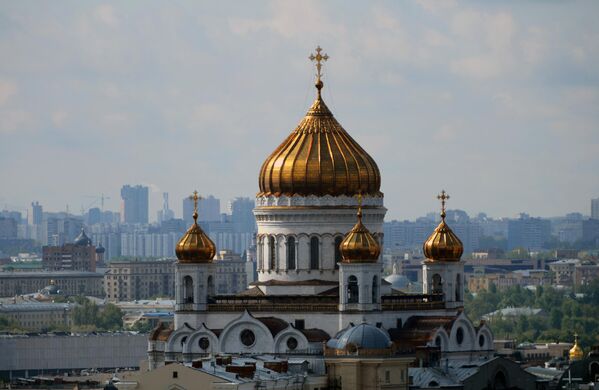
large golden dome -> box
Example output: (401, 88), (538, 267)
(423, 191), (464, 262)
(258, 48), (381, 198)
(175, 192), (216, 263)
(339, 198), (381, 263)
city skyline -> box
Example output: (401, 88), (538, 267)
(1, 1), (599, 220)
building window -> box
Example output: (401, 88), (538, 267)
(456, 327), (464, 345)
(310, 237), (319, 270)
(199, 337), (210, 350)
(478, 334), (485, 348)
(372, 276), (378, 303)
(347, 275), (359, 303)
(385, 370), (390, 384)
(334, 236), (343, 269)
(183, 275), (194, 303)
(269, 236), (276, 270)
(287, 237), (296, 270)
(172, 371), (178, 378)
(240, 329), (256, 347)
(432, 274), (443, 294)
(455, 273), (462, 301)
(287, 337), (298, 350)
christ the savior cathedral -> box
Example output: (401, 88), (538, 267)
(148, 47), (498, 385)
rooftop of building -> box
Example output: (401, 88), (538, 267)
(0, 271), (104, 278)
(0, 302), (74, 312)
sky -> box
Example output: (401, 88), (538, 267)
(1, 1), (598, 221)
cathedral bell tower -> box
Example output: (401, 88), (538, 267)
(422, 191), (465, 309)
(338, 195), (383, 312)
(174, 191), (216, 327)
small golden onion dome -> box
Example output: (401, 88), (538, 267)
(339, 200), (380, 263)
(258, 48), (381, 198)
(569, 334), (584, 361)
(423, 191), (464, 262)
(175, 196), (216, 263)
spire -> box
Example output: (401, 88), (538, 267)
(309, 45), (328, 97)
(190, 190), (200, 223)
(437, 190), (449, 220)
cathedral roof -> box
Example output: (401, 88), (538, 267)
(330, 323), (392, 350)
(175, 191), (216, 263)
(73, 228), (92, 246)
(569, 334), (584, 361)
(256, 316), (289, 337)
(299, 328), (331, 342)
(339, 196), (381, 263)
(258, 47), (381, 198)
(423, 191), (463, 262)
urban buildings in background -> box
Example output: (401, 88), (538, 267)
(120, 184), (149, 224)
(592, 197), (599, 220)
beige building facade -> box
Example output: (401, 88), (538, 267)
(105, 260), (175, 301)
(0, 271), (104, 297)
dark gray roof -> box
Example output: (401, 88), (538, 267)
(333, 323), (391, 350)
(73, 228), (92, 246)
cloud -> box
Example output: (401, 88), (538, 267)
(93, 4), (118, 26)
(0, 80), (17, 105)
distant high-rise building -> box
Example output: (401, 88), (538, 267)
(592, 198), (599, 219)
(42, 215), (83, 246)
(120, 185), (149, 224)
(507, 214), (551, 251)
(0, 217), (18, 239)
(29, 201), (43, 225)
(229, 197), (256, 233)
(87, 207), (102, 225)
(182, 196), (194, 226)
(199, 195), (220, 222)
(157, 192), (175, 224)
(582, 218), (599, 245)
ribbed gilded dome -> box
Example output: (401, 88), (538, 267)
(176, 192), (216, 263)
(423, 191), (464, 262)
(258, 50), (381, 198)
(340, 201), (381, 263)
(569, 334), (584, 361)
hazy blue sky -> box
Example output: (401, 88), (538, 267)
(1, 1), (598, 221)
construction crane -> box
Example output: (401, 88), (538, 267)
(82, 193), (111, 214)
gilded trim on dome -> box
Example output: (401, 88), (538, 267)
(423, 190), (464, 262)
(339, 195), (381, 263)
(176, 191), (216, 263)
(258, 47), (381, 198)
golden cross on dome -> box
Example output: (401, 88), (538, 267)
(437, 190), (449, 219)
(309, 45), (329, 82)
(189, 191), (201, 222)
(356, 191), (363, 219)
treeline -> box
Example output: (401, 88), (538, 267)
(465, 280), (599, 348)
(72, 298), (123, 331)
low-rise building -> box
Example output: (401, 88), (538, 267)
(0, 271), (105, 297)
(105, 259), (175, 301)
(213, 250), (250, 295)
(0, 332), (147, 381)
(42, 229), (99, 272)
(548, 259), (580, 286)
(574, 262), (599, 287)
(0, 302), (73, 331)
(482, 307), (546, 322)
(467, 270), (552, 293)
